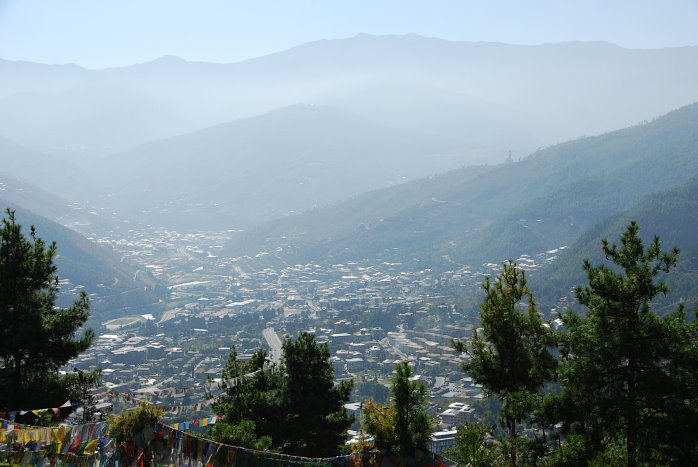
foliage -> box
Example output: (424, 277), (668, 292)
(444, 422), (502, 466)
(361, 400), (397, 451)
(210, 346), (283, 449)
(208, 419), (272, 451)
(63, 369), (103, 423)
(108, 403), (164, 444)
(391, 361), (434, 456)
(362, 362), (435, 457)
(353, 378), (390, 404)
(532, 173), (698, 313)
(213, 332), (353, 457)
(0, 209), (94, 409)
(349, 430), (373, 453)
(546, 222), (698, 465)
(453, 260), (556, 462)
(281, 331), (354, 457)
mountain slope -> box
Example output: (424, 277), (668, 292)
(0, 135), (95, 201)
(1, 205), (165, 323)
(453, 113), (698, 264)
(91, 104), (463, 229)
(226, 103), (698, 266)
(0, 172), (126, 239)
(2, 35), (698, 168)
(530, 174), (698, 314)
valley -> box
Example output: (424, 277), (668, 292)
(1, 28), (697, 461)
(65, 218), (569, 434)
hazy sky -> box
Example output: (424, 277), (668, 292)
(1, 0), (697, 69)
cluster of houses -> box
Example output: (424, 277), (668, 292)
(65, 225), (569, 455)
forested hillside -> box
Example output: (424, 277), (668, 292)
(1, 206), (166, 322)
(531, 174), (698, 313)
(454, 110), (698, 265)
(227, 103), (698, 269)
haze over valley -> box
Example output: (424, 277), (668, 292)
(3, 34), (698, 231)
(2, 4), (698, 457)
(3, 31), (698, 350)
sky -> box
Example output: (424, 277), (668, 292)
(1, 0), (697, 69)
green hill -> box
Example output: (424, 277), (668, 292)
(530, 174), (698, 314)
(453, 116), (698, 265)
(2, 205), (166, 324)
(227, 102), (698, 268)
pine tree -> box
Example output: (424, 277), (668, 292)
(213, 332), (353, 456)
(550, 222), (698, 465)
(390, 361), (434, 457)
(362, 361), (435, 457)
(0, 209), (94, 409)
(211, 346), (281, 450)
(453, 260), (556, 465)
(64, 368), (103, 423)
(281, 332), (354, 457)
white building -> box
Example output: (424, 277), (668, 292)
(346, 357), (365, 373)
(430, 429), (458, 455)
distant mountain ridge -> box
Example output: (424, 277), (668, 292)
(2, 34), (697, 167)
(0, 135), (94, 201)
(225, 103), (698, 269)
(2, 34), (698, 235)
(89, 104), (464, 229)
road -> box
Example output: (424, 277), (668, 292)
(262, 327), (283, 364)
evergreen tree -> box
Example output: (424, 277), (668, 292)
(64, 369), (103, 423)
(213, 332), (353, 456)
(210, 346), (281, 450)
(281, 332), (354, 457)
(444, 422), (502, 466)
(362, 361), (435, 457)
(549, 222), (698, 466)
(391, 361), (434, 457)
(453, 260), (556, 465)
(0, 209), (94, 409)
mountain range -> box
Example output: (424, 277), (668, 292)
(2, 35), (698, 320)
(2, 35), (698, 230)
(3, 35), (698, 166)
(89, 104), (464, 229)
(226, 103), (698, 268)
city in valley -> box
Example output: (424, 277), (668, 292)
(65, 223), (567, 446)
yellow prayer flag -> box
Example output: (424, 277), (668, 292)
(226, 448), (236, 465)
(83, 439), (100, 455)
